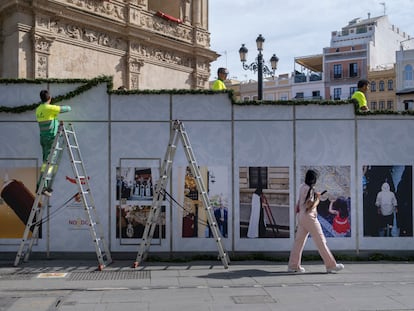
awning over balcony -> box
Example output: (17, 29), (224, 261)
(295, 54), (323, 72)
(396, 88), (414, 95)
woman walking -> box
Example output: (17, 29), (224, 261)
(288, 169), (344, 273)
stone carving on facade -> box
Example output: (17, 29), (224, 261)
(139, 14), (193, 44)
(36, 15), (50, 29)
(137, 0), (147, 7)
(32, 33), (55, 78)
(194, 73), (208, 89)
(129, 7), (140, 24)
(33, 34), (55, 54)
(130, 42), (191, 68)
(196, 59), (209, 72)
(63, 0), (126, 21)
(36, 54), (48, 78)
(195, 29), (210, 46)
(128, 57), (144, 73)
(66, 25), (82, 39)
(1, 1), (215, 88)
(124, 0), (146, 6)
(46, 19), (127, 50)
(54, 1), (206, 48)
(130, 73), (139, 89)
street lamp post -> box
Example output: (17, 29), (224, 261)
(239, 34), (279, 100)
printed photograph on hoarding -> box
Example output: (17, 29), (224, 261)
(301, 166), (351, 238)
(179, 166), (229, 238)
(116, 203), (165, 239)
(0, 163), (39, 239)
(239, 166), (290, 238)
(115, 166), (165, 241)
(363, 165), (412, 237)
(116, 167), (153, 201)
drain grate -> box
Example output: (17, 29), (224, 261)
(67, 270), (150, 281)
(0, 273), (35, 281)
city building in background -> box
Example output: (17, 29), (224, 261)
(0, 0), (216, 90)
(367, 64), (396, 111)
(324, 15), (410, 104)
(236, 14), (414, 111)
(396, 47), (414, 110)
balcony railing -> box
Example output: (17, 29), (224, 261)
(294, 73), (322, 83)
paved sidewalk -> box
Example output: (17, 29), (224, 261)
(0, 258), (414, 311)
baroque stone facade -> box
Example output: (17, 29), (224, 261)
(0, 0), (217, 89)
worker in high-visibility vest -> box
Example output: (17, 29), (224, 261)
(35, 89), (71, 196)
(211, 67), (229, 91)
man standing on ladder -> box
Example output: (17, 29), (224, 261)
(35, 90), (71, 196)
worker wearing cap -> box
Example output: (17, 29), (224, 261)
(211, 67), (228, 91)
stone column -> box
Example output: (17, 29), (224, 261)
(181, 0), (191, 24)
(192, 0), (201, 27)
(201, 0), (208, 29)
(128, 56), (144, 89)
(32, 33), (55, 78)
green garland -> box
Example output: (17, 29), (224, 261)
(0, 76), (113, 114)
(1, 77), (414, 116)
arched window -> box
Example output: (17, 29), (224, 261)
(404, 65), (413, 81)
(379, 80), (385, 91)
(370, 81), (376, 92)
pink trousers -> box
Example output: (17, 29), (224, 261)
(288, 211), (337, 270)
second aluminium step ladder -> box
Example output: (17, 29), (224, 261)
(14, 121), (112, 270)
(134, 120), (230, 268)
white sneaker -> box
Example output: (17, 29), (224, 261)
(288, 266), (305, 273)
(326, 263), (344, 273)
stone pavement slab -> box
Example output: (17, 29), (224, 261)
(0, 259), (414, 310)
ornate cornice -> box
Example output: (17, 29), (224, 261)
(130, 40), (191, 68)
(63, 0), (127, 21)
(51, 1), (207, 47)
(36, 15), (128, 51)
(138, 11), (194, 45)
(35, 14), (196, 70)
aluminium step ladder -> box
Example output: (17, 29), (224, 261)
(14, 121), (112, 270)
(133, 120), (230, 269)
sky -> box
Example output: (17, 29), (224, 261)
(208, 0), (414, 82)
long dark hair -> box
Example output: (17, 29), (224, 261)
(305, 169), (318, 202)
